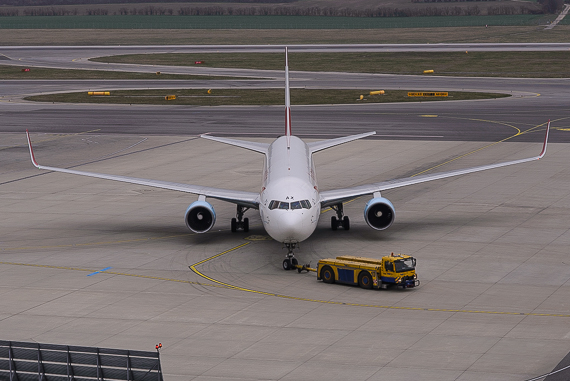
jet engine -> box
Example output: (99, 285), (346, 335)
(364, 197), (395, 230)
(185, 201), (216, 233)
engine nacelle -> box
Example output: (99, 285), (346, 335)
(185, 201), (216, 233)
(364, 197), (395, 231)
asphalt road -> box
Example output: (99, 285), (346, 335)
(1, 44), (570, 143)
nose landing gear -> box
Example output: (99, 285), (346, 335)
(282, 242), (299, 271)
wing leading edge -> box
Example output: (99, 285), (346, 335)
(26, 131), (259, 209)
(320, 121), (551, 208)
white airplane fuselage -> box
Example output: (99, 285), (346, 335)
(259, 136), (321, 244)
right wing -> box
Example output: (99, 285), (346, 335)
(320, 121), (550, 208)
(27, 131), (259, 209)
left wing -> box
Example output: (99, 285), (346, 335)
(320, 121), (550, 208)
(26, 131), (259, 209)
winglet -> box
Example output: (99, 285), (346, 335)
(284, 47), (291, 148)
(538, 120), (550, 159)
(26, 130), (40, 169)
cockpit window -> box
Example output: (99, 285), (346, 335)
(269, 200), (312, 210)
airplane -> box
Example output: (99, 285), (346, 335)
(26, 47), (550, 271)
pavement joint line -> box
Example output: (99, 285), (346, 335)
(0, 233), (193, 252)
(409, 120), (548, 178)
(0, 128), (102, 152)
(187, 242), (570, 318)
(2, 257), (569, 317)
(0, 261), (228, 289)
(322, 120), (542, 212)
(4, 123), (568, 317)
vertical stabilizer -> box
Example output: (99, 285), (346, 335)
(285, 47), (291, 148)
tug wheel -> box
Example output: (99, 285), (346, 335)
(358, 271), (373, 289)
(321, 266), (335, 284)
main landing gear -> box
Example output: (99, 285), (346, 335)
(330, 203), (350, 231)
(282, 243), (299, 271)
(231, 205), (249, 232)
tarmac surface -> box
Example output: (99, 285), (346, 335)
(1, 45), (570, 380)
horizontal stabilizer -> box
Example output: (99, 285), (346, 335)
(200, 134), (269, 154)
(308, 131), (376, 154)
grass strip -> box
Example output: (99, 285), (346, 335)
(0, 15), (547, 30)
(25, 88), (510, 106)
(91, 51), (570, 78)
(0, 27), (568, 46)
(0, 65), (247, 80)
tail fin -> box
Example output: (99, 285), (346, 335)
(285, 47), (291, 148)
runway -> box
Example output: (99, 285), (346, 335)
(1, 45), (570, 380)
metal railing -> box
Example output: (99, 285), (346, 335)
(0, 340), (163, 381)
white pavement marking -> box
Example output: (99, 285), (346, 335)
(545, 4), (570, 29)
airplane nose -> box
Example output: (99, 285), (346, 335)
(268, 210), (315, 243)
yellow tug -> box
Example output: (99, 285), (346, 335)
(315, 253), (419, 290)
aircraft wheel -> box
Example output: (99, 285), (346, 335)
(358, 271), (373, 289)
(283, 259), (292, 271)
(331, 216), (338, 231)
(342, 216), (350, 230)
(321, 266), (335, 284)
(244, 217), (249, 232)
(231, 218), (237, 232)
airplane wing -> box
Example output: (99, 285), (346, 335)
(319, 121), (550, 208)
(26, 131), (260, 209)
(308, 131), (376, 153)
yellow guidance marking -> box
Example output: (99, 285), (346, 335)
(410, 120), (549, 178)
(7, 118), (570, 317)
(322, 119), (548, 212)
(0, 261), (227, 289)
(0, 233), (193, 252)
(2, 247), (569, 318)
(187, 243), (570, 318)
